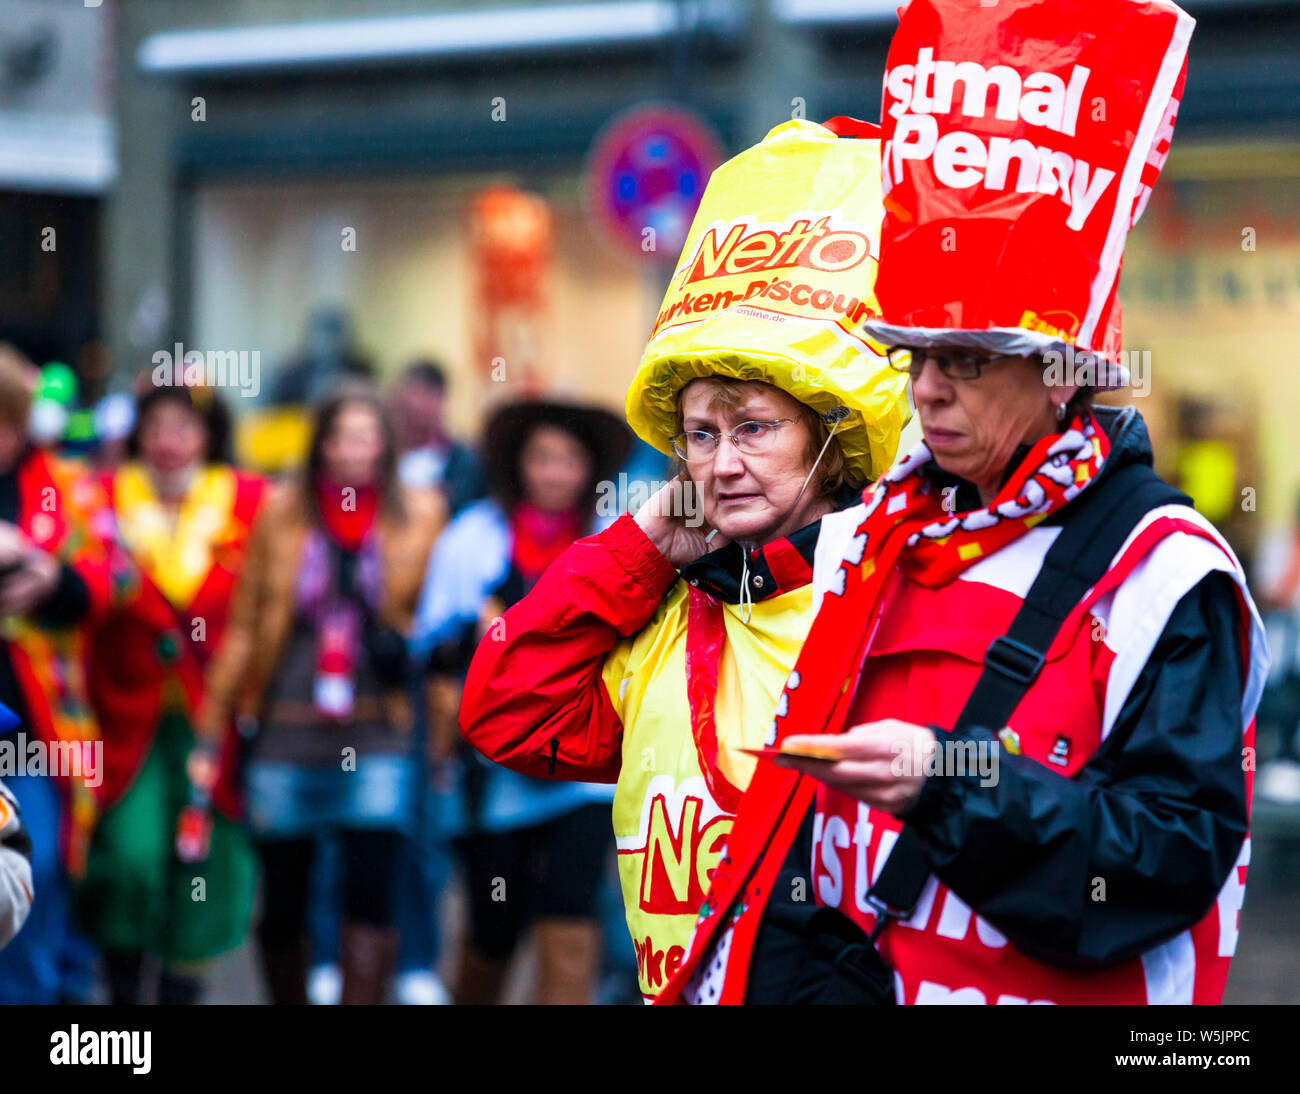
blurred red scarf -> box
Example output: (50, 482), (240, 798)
(315, 478), (378, 551)
(510, 502), (586, 586)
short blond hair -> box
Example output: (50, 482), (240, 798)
(676, 376), (852, 498)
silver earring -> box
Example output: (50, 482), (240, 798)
(1055, 402), (1067, 421)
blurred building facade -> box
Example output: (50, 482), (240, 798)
(96, 0), (1300, 542)
(0, 0), (113, 379)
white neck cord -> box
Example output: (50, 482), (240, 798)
(739, 543), (754, 624)
(793, 417), (844, 507)
(736, 409), (847, 628)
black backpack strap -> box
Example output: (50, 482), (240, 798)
(863, 463), (1190, 937)
(953, 465), (1189, 735)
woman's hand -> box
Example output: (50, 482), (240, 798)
(426, 674), (462, 768)
(186, 741), (220, 796)
(633, 475), (728, 569)
(0, 522), (60, 619)
(475, 596), (506, 643)
(771, 719), (937, 816)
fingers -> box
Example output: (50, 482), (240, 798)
(769, 720), (934, 817)
(0, 571), (42, 618)
(0, 523), (33, 562)
(780, 724), (901, 763)
(187, 752), (218, 793)
(771, 754), (895, 785)
(653, 476), (690, 516)
(770, 753), (923, 814)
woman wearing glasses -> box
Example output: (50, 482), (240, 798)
(458, 361), (907, 999)
(658, 330), (1267, 1005)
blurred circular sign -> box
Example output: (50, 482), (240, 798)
(585, 104), (726, 261)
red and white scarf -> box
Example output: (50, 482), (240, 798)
(656, 410), (1109, 1004)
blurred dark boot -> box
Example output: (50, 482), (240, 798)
(158, 970), (203, 1005)
(338, 922), (398, 1005)
(258, 930), (309, 1005)
(104, 949), (144, 1006)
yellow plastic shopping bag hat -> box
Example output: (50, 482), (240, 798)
(626, 118), (910, 484)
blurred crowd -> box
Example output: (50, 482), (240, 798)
(0, 337), (661, 1005)
(3, 319), (1300, 1006)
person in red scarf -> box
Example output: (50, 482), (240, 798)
(78, 385), (266, 1005)
(410, 399), (631, 1004)
(0, 345), (112, 1003)
(193, 383), (445, 1004)
(665, 353), (1266, 1004)
(659, 0), (1270, 1007)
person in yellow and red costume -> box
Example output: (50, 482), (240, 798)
(458, 118), (910, 999)
(0, 345), (114, 1003)
(77, 385), (267, 1004)
(659, 0), (1270, 1006)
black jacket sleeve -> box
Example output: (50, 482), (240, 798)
(30, 564), (90, 628)
(899, 570), (1249, 969)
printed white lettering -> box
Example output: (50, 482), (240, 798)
(818, 815), (850, 906)
(915, 980), (986, 1004)
(883, 48), (1114, 229)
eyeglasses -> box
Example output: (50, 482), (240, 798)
(670, 419), (796, 463)
(886, 345), (1018, 381)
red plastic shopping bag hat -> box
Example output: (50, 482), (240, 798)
(864, 0), (1194, 385)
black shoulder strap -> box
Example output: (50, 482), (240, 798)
(864, 463), (1190, 934)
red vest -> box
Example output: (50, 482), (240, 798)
(807, 502), (1265, 1004)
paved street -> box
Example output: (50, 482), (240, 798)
(1225, 821), (1300, 1004)
(203, 827), (1300, 1005)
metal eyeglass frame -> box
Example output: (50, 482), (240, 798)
(669, 418), (797, 463)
